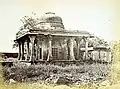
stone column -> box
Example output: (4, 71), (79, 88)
(84, 37), (89, 59)
(75, 37), (81, 60)
(34, 42), (39, 61)
(47, 35), (52, 61)
(67, 37), (75, 60)
(29, 36), (36, 62)
(37, 38), (43, 61)
(41, 39), (44, 60)
(21, 41), (25, 60)
(18, 41), (21, 60)
(37, 40), (41, 60)
(26, 40), (30, 60)
(20, 42), (22, 60)
(35, 43), (38, 60)
(107, 51), (112, 62)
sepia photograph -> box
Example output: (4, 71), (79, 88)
(0, 0), (120, 89)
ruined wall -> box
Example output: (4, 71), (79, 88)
(92, 50), (111, 62)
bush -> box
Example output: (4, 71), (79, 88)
(2, 62), (110, 84)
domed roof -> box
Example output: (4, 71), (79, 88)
(40, 12), (63, 23)
(39, 12), (64, 29)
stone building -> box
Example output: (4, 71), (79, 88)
(15, 12), (103, 62)
(92, 46), (112, 62)
(80, 46), (111, 62)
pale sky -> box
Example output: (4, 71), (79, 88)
(0, 0), (120, 52)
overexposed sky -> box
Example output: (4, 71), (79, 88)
(0, 0), (119, 52)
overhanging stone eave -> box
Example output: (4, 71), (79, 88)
(15, 31), (93, 41)
(15, 32), (33, 41)
(27, 32), (91, 37)
(29, 29), (92, 37)
(51, 33), (91, 37)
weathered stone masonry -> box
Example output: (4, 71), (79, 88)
(15, 12), (111, 63)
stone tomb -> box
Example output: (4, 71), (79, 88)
(15, 12), (95, 63)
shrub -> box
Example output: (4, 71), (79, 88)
(2, 62), (110, 84)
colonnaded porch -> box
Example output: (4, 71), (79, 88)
(17, 34), (91, 62)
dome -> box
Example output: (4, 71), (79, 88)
(39, 12), (64, 29)
(40, 12), (62, 23)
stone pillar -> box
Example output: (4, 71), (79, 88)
(18, 41), (21, 60)
(67, 37), (75, 60)
(37, 41), (41, 60)
(84, 37), (89, 59)
(21, 41), (25, 60)
(76, 42), (80, 60)
(29, 36), (36, 62)
(37, 38), (43, 61)
(20, 42), (22, 60)
(41, 39), (44, 60)
(35, 43), (38, 60)
(75, 37), (81, 60)
(107, 51), (112, 62)
(47, 35), (52, 61)
(34, 42), (39, 61)
(26, 40), (30, 60)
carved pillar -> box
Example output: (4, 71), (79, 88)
(18, 41), (21, 60)
(20, 42), (22, 60)
(37, 40), (40, 60)
(24, 41), (27, 61)
(35, 43), (38, 60)
(59, 37), (65, 60)
(67, 37), (75, 60)
(34, 43), (37, 60)
(26, 40), (30, 60)
(47, 35), (52, 61)
(75, 37), (81, 60)
(41, 39), (44, 60)
(84, 37), (89, 59)
(29, 36), (36, 62)
(21, 41), (25, 60)
(37, 38), (43, 61)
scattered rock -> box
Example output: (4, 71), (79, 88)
(100, 80), (110, 86)
(45, 75), (59, 84)
(45, 74), (73, 84)
(26, 63), (31, 66)
(9, 79), (16, 84)
(55, 76), (73, 84)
